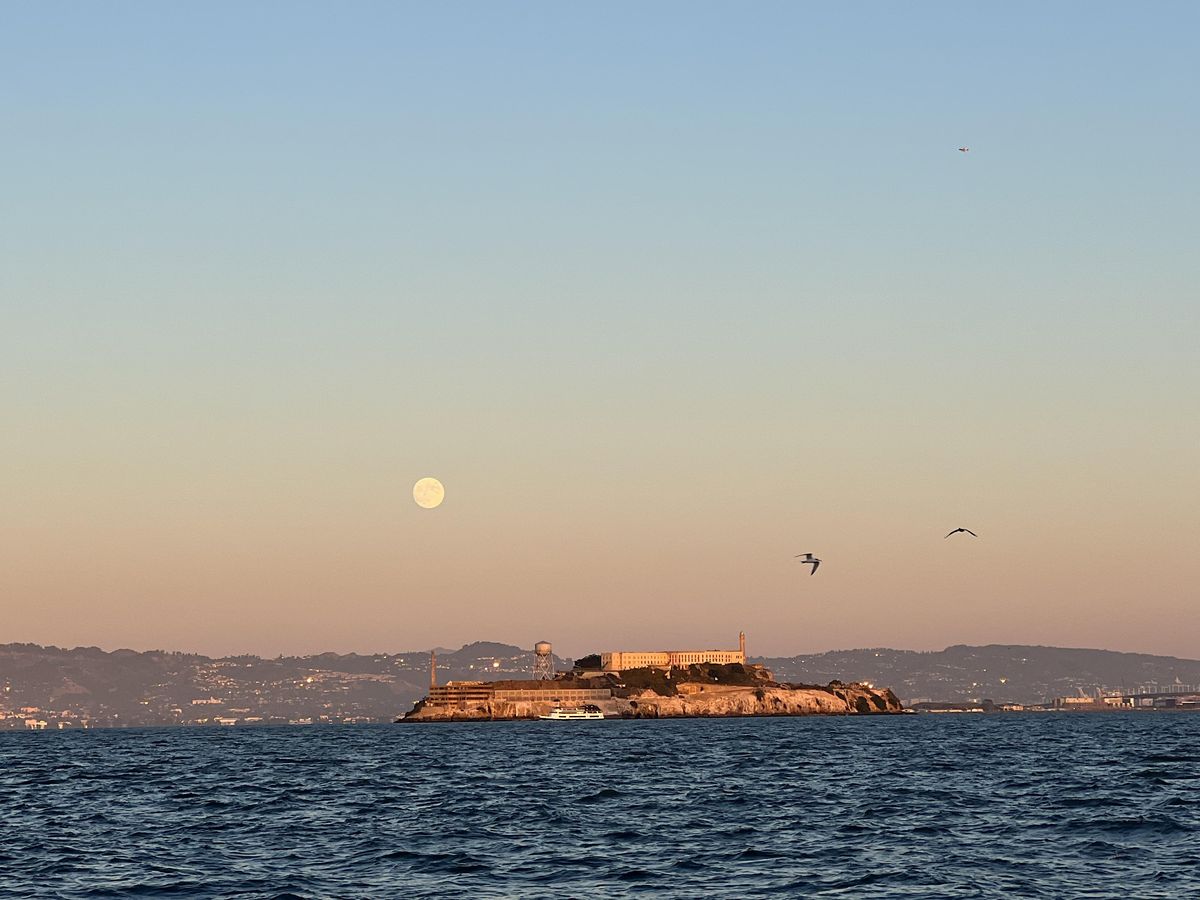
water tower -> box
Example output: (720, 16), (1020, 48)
(533, 641), (554, 680)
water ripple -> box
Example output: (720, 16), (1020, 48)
(1, 714), (1198, 897)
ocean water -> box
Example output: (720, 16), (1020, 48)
(1, 714), (1198, 898)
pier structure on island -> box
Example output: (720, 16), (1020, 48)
(425, 680), (612, 709)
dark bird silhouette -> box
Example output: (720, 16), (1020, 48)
(795, 553), (821, 575)
(944, 528), (978, 538)
(958, 147), (970, 152)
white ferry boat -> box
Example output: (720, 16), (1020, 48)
(539, 704), (605, 720)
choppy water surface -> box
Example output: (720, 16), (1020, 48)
(2, 714), (1198, 898)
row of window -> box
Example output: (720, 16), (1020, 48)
(602, 652), (745, 668)
(495, 690), (612, 701)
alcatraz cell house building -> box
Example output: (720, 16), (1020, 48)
(599, 632), (747, 672)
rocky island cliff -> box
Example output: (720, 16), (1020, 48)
(400, 663), (902, 722)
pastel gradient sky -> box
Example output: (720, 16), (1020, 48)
(3, 4), (1197, 658)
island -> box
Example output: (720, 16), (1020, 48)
(399, 661), (903, 722)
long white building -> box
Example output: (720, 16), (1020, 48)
(600, 632), (746, 672)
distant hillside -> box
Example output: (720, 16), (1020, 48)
(0, 642), (567, 728)
(753, 644), (1200, 705)
(6, 641), (1199, 726)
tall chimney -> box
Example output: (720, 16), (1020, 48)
(430, 649), (437, 689)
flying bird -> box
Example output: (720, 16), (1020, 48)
(958, 147), (969, 152)
(795, 553), (821, 575)
(944, 528), (978, 538)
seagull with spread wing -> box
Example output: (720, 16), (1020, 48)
(795, 553), (821, 575)
(944, 528), (978, 538)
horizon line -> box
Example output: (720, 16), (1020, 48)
(3, 638), (1198, 665)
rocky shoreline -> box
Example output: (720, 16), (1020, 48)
(401, 680), (902, 722)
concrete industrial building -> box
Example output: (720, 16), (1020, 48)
(426, 680), (612, 708)
(600, 632), (747, 672)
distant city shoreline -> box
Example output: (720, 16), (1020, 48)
(4, 640), (1200, 730)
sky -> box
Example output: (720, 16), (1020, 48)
(2, 3), (1197, 659)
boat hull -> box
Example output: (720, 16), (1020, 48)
(539, 706), (605, 720)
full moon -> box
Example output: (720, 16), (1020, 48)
(412, 477), (445, 509)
